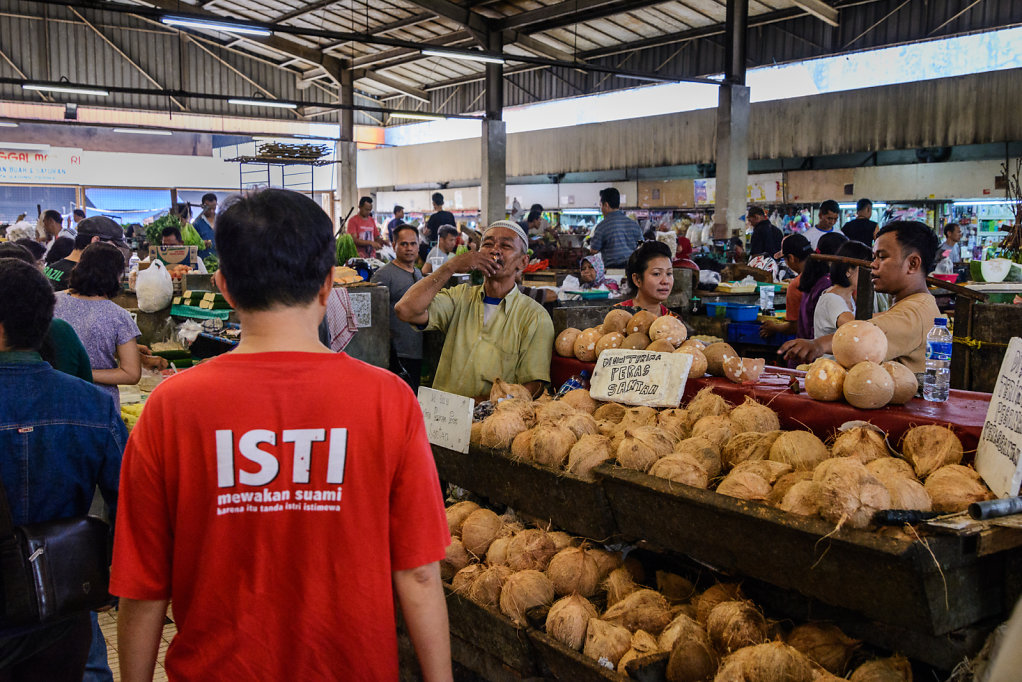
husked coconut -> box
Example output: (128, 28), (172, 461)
(767, 470), (814, 506)
(722, 431), (781, 470)
(658, 611), (706, 652)
(685, 386), (732, 427)
(594, 402), (627, 423)
(805, 358), (847, 402)
(618, 629), (661, 670)
(706, 600), (768, 653)
(617, 426), (675, 472)
(446, 501), (481, 536)
(814, 457), (891, 529)
(831, 427), (888, 463)
(547, 531), (574, 550)
(832, 320), (888, 369)
(603, 589), (673, 635)
(574, 327), (603, 362)
(667, 630), (718, 682)
(547, 546), (602, 597)
(510, 428), (535, 462)
(495, 397), (537, 426)
(779, 481), (824, 516)
(627, 310), (659, 336)
(567, 434), (615, 480)
(849, 654), (913, 682)
(452, 564), (486, 593)
(657, 571), (696, 604)
(619, 405), (660, 430)
(702, 342), (738, 377)
(461, 508), (503, 557)
(731, 459), (792, 485)
(583, 618), (632, 668)
(877, 474), (932, 511)
(536, 400), (579, 424)
(692, 415), (738, 450)
(866, 457), (916, 480)
(530, 424), (578, 469)
(480, 411), (529, 450)
(589, 548), (623, 580)
(650, 454), (711, 488)
(596, 332), (626, 357)
(441, 538), (470, 581)
(676, 346), (709, 377)
(694, 583), (743, 624)
(491, 377), (534, 403)
(500, 569), (555, 624)
(603, 567), (638, 606)
(487, 536), (511, 566)
(622, 332), (652, 350)
(673, 437), (722, 477)
(468, 565), (512, 607)
(723, 356), (765, 385)
(507, 529), (558, 571)
(562, 412), (600, 439)
(883, 361), (918, 404)
(716, 470), (772, 502)
(842, 361), (895, 409)
(547, 595), (599, 651)
(555, 328), (582, 357)
(729, 397), (780, 433)
(925, 464), (995, 512)
(713, 641), (815, 682)
(769, 431), (830, 470)
(470, 421), (483, 447)
(561, 388), (600, 414)
(647, 338), (678, 353)
(902, 425), (964, 479)
(680, 338), (707, 351)
(604, 309), (633, 334)
(658, 409), (691, 442)
(787, 623), (860, 675)
(649, 315), (689, 346)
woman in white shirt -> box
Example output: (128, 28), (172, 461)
(814, 240), (874, 339)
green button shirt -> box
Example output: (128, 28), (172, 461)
(426, 284), (554, 398)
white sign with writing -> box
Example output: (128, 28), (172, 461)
(976, 337), (1022, 498)
(349, 292), (372, 328)
(0, 146), (83, 184)
(417, 387), (474, 454)
(589, 349), (693, 408)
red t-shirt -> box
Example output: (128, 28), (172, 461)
(110, 352), (449, 681)
(785, 274), (803, 323)
(617, 299), (671, 317)
(347, 216), (380, 259)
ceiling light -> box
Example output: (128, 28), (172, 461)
(228, 98), (298, 109)
(389, 112), (446, 121)
(113, 128), (173, 136)
(615, 74), (667, 83)
(161, 16), (271, 36)
(952, 200), (1013, 206)
(23, 83), (109, 96)
(421, 49), (504, 65)
(0, 122), (17, 127)
(0, 142), (51, 151)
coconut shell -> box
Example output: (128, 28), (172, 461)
(510, 428), (535, 462)
(848, 654), (913, 682)
(680, 338), (707, 351)
(507, 529), (558, 571)
(620, 630), (662, 671)
(658, 611), (706, 652)
(622, 332), (652, 350)
(566, 434), (615, 481)
(461, 508), (503, 558)
(769, 431), (830, 471)
(627, 310), (658, 336)
(731, 459), (793, 485)
(723, 356), (765, 385)
(603, 567), (638, 606)
(470, 421), (483, 447)
(805, 358), (848, 402)
(617, 426), (675, 472)
(561, 389), (599, 414)
(703, 342), (738, 377)
(843, 361), (895, 409)
(547, 595), (599, 651)
(691, 415), (738, 450)
(706, 600), (768, 653)
(446, 501), (481, 537)
(500, 569), (555, 625)
(604, 309), (633, 334)
(877, 474), (932, 511)
(496, 397), (537, 426)
(832, 426), (888, 464)
(574, 327), (603, 362)
(902, 425), (964, 479)
(649, 315), (689, 347)
(603, 589), (673, 635)
(713, 641), (815, 682)
(555, 328), (582, 357)
(650, 454), (711, 489)
(562, 412), (600, 439)
(487, 536), (511, 566)
(594, 402), (627, 423)
(468, 565), (512, 607)
(667, 631), (718, 682)
(787, 623), (860, 675)
(441, 538), (470, 581)
(491, 377), (533, 403)
(779, 480), (824, 516)
(656, 571), (697, 604)
(722, 431), (781, 470)
(673, 437), (723, 478)
(480, 411), (529, 450)
(647, 338), (678, 353)
(729, 397), (780, 433)
(546, 547), (602, 597)
(767, 470), (815, 506)
(676, 346), (709, 377)
(866, 457), (916, 480)
(583, 618), (632, 668)
(832, 320), (889, 369)
(685, 386), (732, 427)
(716, 470), (772, 501)
(536, 400), (579, 424)
(814, 457), (891, 529)
(659, 410), (691, 442)
(694, 583), (743, 624)
(452, 564), (486, 593)
(530, 423), (578, 469)
(925, 464), (995, 512)
(883, 361), (918, 404)
(589, 548), (622, 580)
(596, 332), (626, 358)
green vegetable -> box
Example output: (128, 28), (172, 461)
(203, 255), (219, 273)
(336, 233), (358, 265)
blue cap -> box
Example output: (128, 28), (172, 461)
(935, 318), (946, 325)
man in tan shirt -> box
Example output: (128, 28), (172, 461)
(780, 221), (940, 372)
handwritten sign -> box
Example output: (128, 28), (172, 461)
(589, 349), (693, 408)
(349, 292), (372, 328)
(417, 387), (474, 454)
(976, 337), (1022, 498)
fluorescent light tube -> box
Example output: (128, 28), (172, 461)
(389, 112), (446, 121)
(161, 16), (271, 36)
(113, 128), (173, 135)
(0, 142), (51, 151)
(421, 49), (504, 64)
(0, 122), (17, 127)
(228, 98), (298, 109)
(23, 83), (109, 96)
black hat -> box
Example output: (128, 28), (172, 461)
(775, 233), (812, 260)
(78, 216), (131, 261)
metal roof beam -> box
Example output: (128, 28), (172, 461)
(790, 0), (839, 27)
(273, 0), (341, 24)
(507, 31), (579, 64)
(322, 12), (438, 53)
(400, 0), (489, 44)
(350, 30), (473, 68)
(353, 69), (431, 102)
(495, 0), (663, 32)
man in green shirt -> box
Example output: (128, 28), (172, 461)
(396, 220), (554, 403)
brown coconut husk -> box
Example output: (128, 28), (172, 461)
(666, 630), (718, 682)
(924, 464), (995, 512)
(650, 454), (711, 489)
(656, 571), (696, 604)
(546, 546), (602, 597)
(547, 531), (575, 551)
(713, 641), (815, 682)
(779, 480), (824, 517)
(694, 583), (743, 624)
(561, 388), (600, 414)
(617, 426), (675, 472)
(813, 457), (892, 530)
(562, 412), (601, 439)
(594, 402), (628, 423)
(589, 548), (623, 581)
(530, 423), (578, 469)
(566, 434), (615, 480)
(674, 437), (723, 478)
(547, 595), (599, 651)
(848, 654), (913, 682)
(706, 600), (768, 653)
(495, 397), (537, 426)
(786, 623), (860, 675)
(452, 563), (486, 593)
(467, 565), (512, 607)
(619, 629), (662, 670)
(486, 536), (511, 566)
(767, 470), (814, 506)
(583, 618), (632, 668)
(658, 409), (691, 442)
(876, 474), (932, 511)
(729, 397), (780, 433)
(510, 428), (535, 462)
(769, 431), (830, 471)
(691, 415), (738, 450)
(831, 426), (888, 464)
(507, 529), (558, 571)
(536, 400), (580, 424)
(490, 377), (534, 403)
(480, 411), (529, 450)
(685, 386), (732, 427)
(603, 567), (639, 607)
(902, 425), (964, 479)
(722, 431), (781, 470)
(461, 508), (503, 558)
(716, 470), (772, 502)
(470, 421), (483, 447)
(866, 457), (917, 481)
(446, 501), (481, 537)
(603, 588), (673, 635)
(441, 538), (470, 581)
(499, 569), (555, 624)
(658, 611), (706, 651)
(731, 459), (793, 485)
(619, 406), (660, 430)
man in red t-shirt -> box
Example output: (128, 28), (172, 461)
(111, 189), (452, 681)
(348, 195), (383, 259)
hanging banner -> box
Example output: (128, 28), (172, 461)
(0, 146), (82, 184)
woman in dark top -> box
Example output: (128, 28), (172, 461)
(796, 231), (848, 339)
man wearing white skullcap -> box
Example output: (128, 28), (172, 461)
(396, 220), (553, 402)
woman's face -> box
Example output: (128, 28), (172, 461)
(580, 261), (596, 283)
(784, 254), (804, 274)
(633, 256), (674, 302)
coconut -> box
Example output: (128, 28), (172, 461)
(878, 474), (932, 511)
(805, 358), (848, 402)
(537, 400), (579, 424)
(619, 629), (661, 670)
(495, 397), (537, 426)
(487, 536), (511, 566)
(470, 421), (483, 447)
(674, 437), (723, 478)
(546, 547), (602, 597)
(594, 402), (627, 423)
(649, 315), (689, 346)
(446, 500), (481, 536)
(692, 415), (738, 450)
(658, 611), (706, 651)
(729, 397), (780, 433)
(767, 470), (814, 506)
(656, 571), (696, 604)
(583, 618), (632, 668)
(716, 470), (772, 502)
(620, 405), (660, 430)
(814, 457), (891, 529)
(589, 548), (623, 580)
(492, 377), (533, 403)
(603, 589), (673, 635)
(703, 342), (738, 377)
(507, 529), (558, 571)
(547, 531), (574, 551)
(685, 386), (732, 426)
(866, 457), (916, 480)
(604, 309), (633, 334)
(461, 508), (503, 558)
(510, 428), (535, 462)
(574, 327), (603, 362)
(499, 569), (555, 624)
(547, 595), (599, 651)
(731, 459), (793, 485)
(617, 426), (675, 472)
(452, 564), (486, 593)
(562, 412), (600, 439)
(627, 310), (658, 336)
(647, 338), (678, 353)
(883, 361), (918, 404)
(786, 624), (860, 674)
(650, 454), (711, 489)
(667, 631), (718, 682)
(843, 361), (895, 409)
(925, 464), (995, 512)
(441, 538), (470, 581)
(831, 427), (888, 463)
(680, 339), (707, 351)
(603, 567), (639, 606)
(622, 556), (645, 583)
(529, 424), (578, 469)
(779, 481), (824, 516)
(848, 655), (913, 682)
(902, 425), (964, 478)
(596, 332), (627, 357)
(659, 409), (691, 442)
(566, 434), (615, 480)
(769, 431), (830, 471)
(622, 332), (652, 350)
(561, 389), (599, 414)
(714, 641), (815, 682)
(723, 356), (766, 385)
(676, 347), (710, 377)
(832, 320), (889, 369)
(555, 328), (582, 357)
(694, 583), (743, 624)
(468, 565), (512, 607)
(706, 600), (768, 653)
(722, 431), (781, 470)
(480, 411), (529, 450)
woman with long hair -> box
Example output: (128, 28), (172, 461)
(796, 231), (847, 339)
(813, 240), (874, 338)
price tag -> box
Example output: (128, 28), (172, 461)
(589, 349), (693, 408)
(417, 387), (474, 454)
(975, 337), (1022, 498)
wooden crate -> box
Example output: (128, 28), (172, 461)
(950, 299), (1022, 393)
(445, 586), (540, 678)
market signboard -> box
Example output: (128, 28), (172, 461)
(589, 349), (693, 408)
(418, 387), (474, 454)
(0, 146), (82, 184)
(975, 337), (1022, 498)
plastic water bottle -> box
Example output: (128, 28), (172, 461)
(923, 318), (952, 402)
(759, 287), (775, 315)
(556, 370), (590, 398)
(128, 253), (140, 273)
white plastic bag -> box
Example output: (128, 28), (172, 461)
(136, 260), (173, 312)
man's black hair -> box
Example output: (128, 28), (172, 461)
(625, 240), (672, 296)
(69, 242), (124, 298)
(747, 206), (766, 218)
(73, 208), (86, 219)
(830, 240), (873, 288)
(202, 193), (217, 204)
(14, 239), (45, 261)
(526, 210), (542, 224)
(0, 259), (54, 350)
(856, 198), (872, 212)
(438, 225), (458, 239)
(529, 203), (543, 213)
(161, 225), (183, 243)
(74, 232), (96, 250)
(45, 237), (74, 264)
(876, 221), (939, 274)
(799, 231), (848, 293)
(393, 204), (404, 214)
(172, 203), (190, 222)
(599, 187), (621, 210)
(358, 196), (373, 208)
(0, 242), (35, 264)
(819, 200), (840, 216)
(43, 209), (62, 224)
(392, 224), (417, 242)
(217, 188), (334, 311)
(943, 223), (959, 237)
(431, 192), (444, 206)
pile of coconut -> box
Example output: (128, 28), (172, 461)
(803, 320), (921, 409)
(443, 501), (914, 681)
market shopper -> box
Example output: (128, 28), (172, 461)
(44, 236), (74, 265)
(111, 188), (452, 682)
(387, 205), (405, 243)
(192, 192), (217, 258)
(617, 240), (675, 316)
(579, 253), (618, 293)
(813, 240), (874, 339)
(803, 200), (841, 250)
(747, 206), (782, 257)
(39, 209), (65, 255)
(45, 216), (128, 291)
(780, 221), (941, 372)
(590, 187), (642, 268)
(422, 225), (459, 275)
(795, 231), (847, 339)
(424, 192), (455, 246)
(760, 234), (812, 340)
(372, 224), (425, 390)
(348, 196), (384, 259)
(395, 220), (554, 403)
(160, 225), (183, 246)
(841, 198), (877, 244)
(937, 222), (963, 264)
(672, 236), (699, 272)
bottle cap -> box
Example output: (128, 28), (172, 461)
(580, 370), (590, 378)
(934, 318), (946, 325)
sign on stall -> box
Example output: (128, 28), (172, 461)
(589, 349), (693, 408)
(417, 387), (474, 454)
(976, 337), (1022, 498)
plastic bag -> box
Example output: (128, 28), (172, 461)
(136, 260), (174, 312)
(177, 320), (203, 347)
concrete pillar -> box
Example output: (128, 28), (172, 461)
(480, 32), (506, 225)
(336, 68), (358, 231)
(713, 83), (750, 241)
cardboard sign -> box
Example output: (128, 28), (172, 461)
(149, 245), (199, 268)
(589, 349), (693, 408)
(976, 337), (1022, 498)
(417, 387), (474, 454)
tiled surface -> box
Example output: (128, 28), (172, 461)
(98, 606), (176, 682)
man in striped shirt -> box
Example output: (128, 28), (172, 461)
(589, 187), (642, 268)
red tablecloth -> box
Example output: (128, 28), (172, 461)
(550, 355), (991, 452)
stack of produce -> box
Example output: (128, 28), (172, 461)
(442, 502), (915, 680)
(121, 402), (144, 432)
